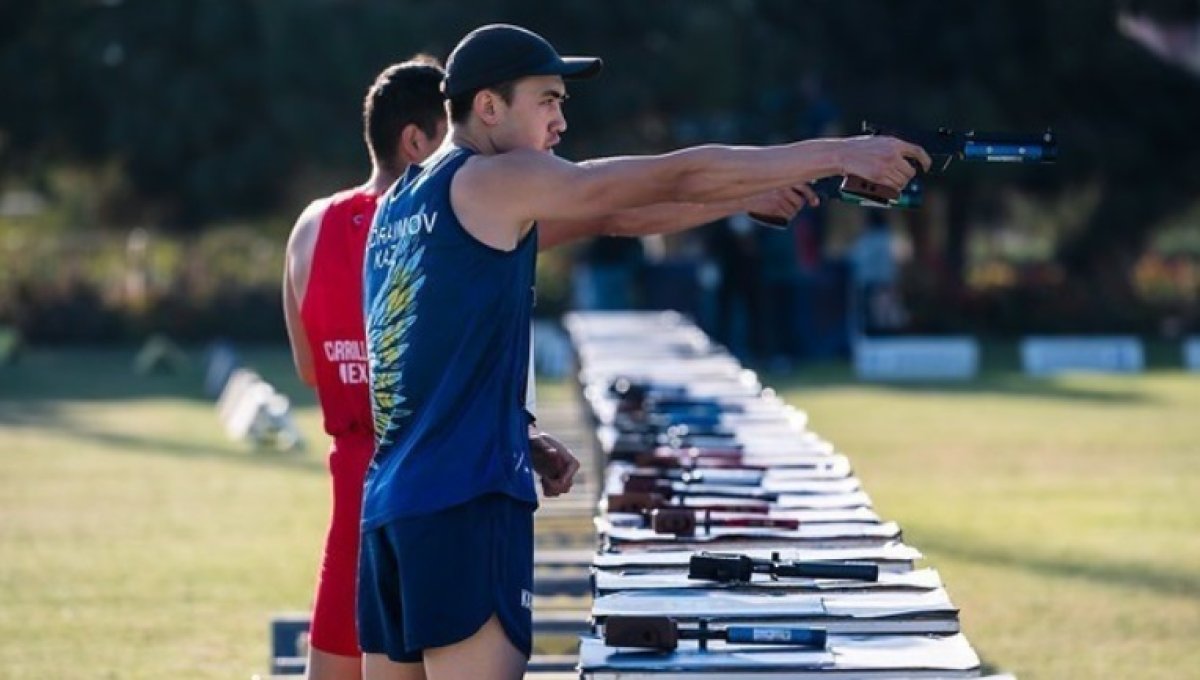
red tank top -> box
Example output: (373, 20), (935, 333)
(300, 187), (378, 437)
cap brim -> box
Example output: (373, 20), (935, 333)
(557, 56), (603, 80)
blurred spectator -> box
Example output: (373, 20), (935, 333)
(572, 236), (645, 310)
(756, 219), (801, 368)
(706, 213), (764, 359)
(796, 72), (841, 139)
(788, 72), (842, 359)
(850, 210), (908, 335)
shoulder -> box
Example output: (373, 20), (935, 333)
(454, 149), (580, 201)
(286, 196), (332, 266)
(291, 196), (332, 241)
(475, 148), (568, 173)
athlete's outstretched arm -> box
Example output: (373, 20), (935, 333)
(538, 185), (816, 251)
(455, 136), (929, 247)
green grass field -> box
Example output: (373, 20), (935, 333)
(773, 367), (1200, 679)
(1, 348), (1198, 678)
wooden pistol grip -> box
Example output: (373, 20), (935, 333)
(841, 175), (900, 203)
(748, 211), (788, 228)
(651, 507), (697, 537)
(634, 450), (682, 468)
(605, 616), (679, 651)
(607, 492), (664, 513)
(623, 474), (667, 494)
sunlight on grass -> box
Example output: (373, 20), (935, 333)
(775, 368), (1200, 679)
(1, 350), (1197, 678)
(0, 350), (329, 678)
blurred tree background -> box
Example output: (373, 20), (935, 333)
(1, 0), (1198, 343)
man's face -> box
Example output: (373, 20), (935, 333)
(493, 75), (568, 154)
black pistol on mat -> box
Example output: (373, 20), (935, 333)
(605, 615), (827, 652)
(688, 551), (879, 583)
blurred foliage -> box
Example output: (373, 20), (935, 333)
(0, 221), (286, 344)
(535, 247), (575, 319)
(0, 220), (578, 344)
(904, 252), (1199, 337)
(2, 0), (1199, 341)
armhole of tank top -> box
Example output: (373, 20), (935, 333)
(443, 153), (537, 259)
(520, 223), (538, 251)
(298, 196), (338, 318)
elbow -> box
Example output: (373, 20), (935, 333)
(293, 360), (317, 387)
(300, 367), (318, 387)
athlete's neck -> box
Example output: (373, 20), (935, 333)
(363, 164), (401, 195)
(450, 125), (501, 156)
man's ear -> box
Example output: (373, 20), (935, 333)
(395, 124), (420, 165)
(474, 89), (504, 125)
(401, 124), (423, 156)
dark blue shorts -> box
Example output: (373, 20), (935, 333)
(357, 493), (535, 663)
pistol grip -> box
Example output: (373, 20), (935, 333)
(748, 212), (788, 228)
(840, 175), (900, 204)
(651, 507), (697, 537)
(607, 492), (664, 513)
(605, 616), (679, 651)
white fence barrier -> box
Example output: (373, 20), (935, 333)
(854, 336), (980, 381)
(1184, 337), (1200, 372)
(1020, 336), (1144, 376)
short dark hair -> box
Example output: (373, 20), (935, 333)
(448, 79), (518, 125)
(363, 55), (445, 172)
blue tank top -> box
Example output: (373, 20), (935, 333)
(362, 146), (538, 528)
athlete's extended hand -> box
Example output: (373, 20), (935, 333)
(838, 136), (932, 193)
(743, 184), (821, 224)
(529, 431), (580, 498)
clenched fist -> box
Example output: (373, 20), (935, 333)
(529, 431), (580, 497)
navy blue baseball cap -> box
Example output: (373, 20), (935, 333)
(442, 24), (603, 98)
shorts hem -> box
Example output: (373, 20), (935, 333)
(495, 611), (532, 660)
(403, 602), (494, 657)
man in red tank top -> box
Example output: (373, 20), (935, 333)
(282, 55), (447, 680)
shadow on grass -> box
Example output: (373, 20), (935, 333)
(915, 530), (1200, 600)
(0, 398), (326, 474)
(0, 346), (316, 406)
(0, 346), (324, 474)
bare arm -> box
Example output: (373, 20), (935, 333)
(454, 137), (929, 249)
(538, 185), (817, 251)
(282, 200), (327, 387)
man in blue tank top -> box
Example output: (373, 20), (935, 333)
(360, 23), (931, 680)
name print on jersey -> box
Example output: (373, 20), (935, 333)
(369, 203), (439, 270)
(324, 340), (368, 385)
